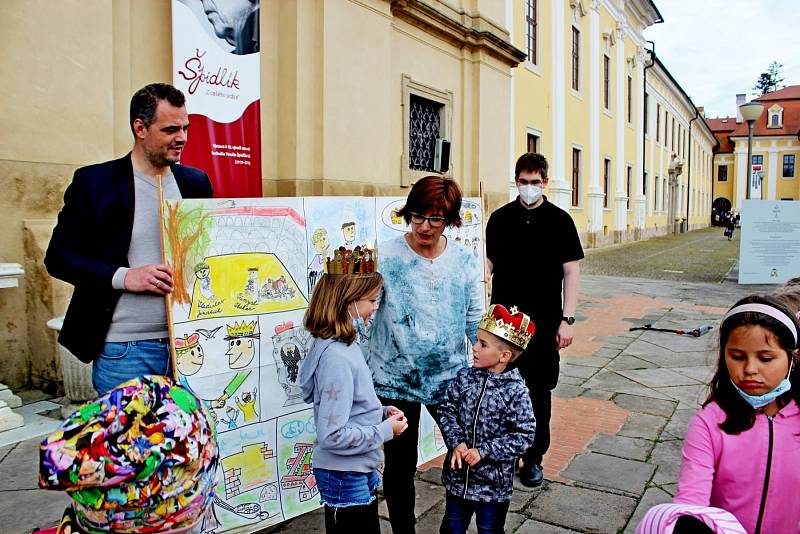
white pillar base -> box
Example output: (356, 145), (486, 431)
(0, 400), (24, 432)
(548, 180), (573, 212)
(0, 384), (21, 408)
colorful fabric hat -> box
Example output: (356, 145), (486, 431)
(39, 375), (219, 534)
(478, 304), (536, 350)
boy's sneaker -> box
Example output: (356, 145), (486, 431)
(520, 463), (544, 487)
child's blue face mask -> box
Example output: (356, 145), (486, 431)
(731, 359), (793, 409)
(349, 302), (366, 332)
(731, 377), (792, 409)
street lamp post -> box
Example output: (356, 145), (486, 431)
(739, 102), (764, 200)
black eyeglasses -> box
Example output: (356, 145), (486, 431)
(409, 212), (447, 228)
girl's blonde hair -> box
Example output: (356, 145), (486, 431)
(304, 272), (383, 345)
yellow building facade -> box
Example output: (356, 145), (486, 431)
(510, 0), (716, 246)
(0, 0), (523, 389)
(710, 87), (800, 213)
(0, 0), (722, 389)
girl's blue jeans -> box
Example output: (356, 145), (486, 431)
(314, 468), (381, 534)
(313, 468), (380, 507)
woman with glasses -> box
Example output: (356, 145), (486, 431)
(366, 176), (485, 534)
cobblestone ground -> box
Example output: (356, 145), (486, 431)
(268, 273), (772, 534)
(582, 226), (740, 283)
(2, 229), (782, 534)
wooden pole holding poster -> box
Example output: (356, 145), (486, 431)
(156, 174), (178, 377)
(479, 180), (490, 308)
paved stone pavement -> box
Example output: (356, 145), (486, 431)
(0, 274), (776, 534)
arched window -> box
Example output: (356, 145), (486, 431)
(767, 105), (783, 129)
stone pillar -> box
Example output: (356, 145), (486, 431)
(734, 143), (747, 210)
(668, 155), (684, 234)
(548, 0), (571, 209)
(767, 142), (778, 200)
(613, 25), (627, 242)
(586, 1), (603, 247)
(0, 265), (24, 432)
(633, 48), (646, 239)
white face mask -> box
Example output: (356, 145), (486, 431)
(518, 184), (543, 205)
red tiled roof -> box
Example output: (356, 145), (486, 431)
(706, 117), (737, 132)
(708, 94), (800, 153)
(754, 85), (800, 102)
(715, 133), (735, 154)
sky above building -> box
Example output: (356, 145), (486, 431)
(644, 0), (800, 119)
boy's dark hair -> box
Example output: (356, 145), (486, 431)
(706, 294), (800, 434)
(482, 329), (523, 362)
(500, 338), (523, 362)
(130, 83), (186, 133)
(514, 153), (549, 180)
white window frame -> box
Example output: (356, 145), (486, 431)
(401, 74), (453, 186)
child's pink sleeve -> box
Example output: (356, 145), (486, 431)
(674, 410), (717, 506)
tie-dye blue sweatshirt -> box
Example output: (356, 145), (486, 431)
(366, 235), (485, 404)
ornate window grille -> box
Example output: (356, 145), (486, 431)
(409, 94), (442, 171)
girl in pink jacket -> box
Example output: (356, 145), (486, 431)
(639, 295), (800, 534)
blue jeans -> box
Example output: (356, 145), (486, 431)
(314, 469), (381, 534)
(440, 492), (510, 534)
(92, 340), (171, 395)
(313, 468), (380, 508)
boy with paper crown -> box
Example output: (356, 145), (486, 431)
(438, 304), (537, 534)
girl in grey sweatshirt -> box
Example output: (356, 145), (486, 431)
(299, 272), (407, 534)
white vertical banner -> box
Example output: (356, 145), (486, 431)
(172, 0), (262, 198)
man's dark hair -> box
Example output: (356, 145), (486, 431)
(514, 152), (549, 180)
(129, 83), (186, 134)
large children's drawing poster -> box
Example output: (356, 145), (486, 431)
(163, 196), (484, 533)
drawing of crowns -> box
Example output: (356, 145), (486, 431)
(225, 320), (260, 340)
(478, 304), (536, 350)
(174, 333), (200, 352)
(275, 321), (294, 335)
(324, 243), (378, 275)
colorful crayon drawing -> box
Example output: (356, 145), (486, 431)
(163, 197), (484, 533)
(279, 442), (318, 502)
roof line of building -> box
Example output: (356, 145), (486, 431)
(651, 53), (718, 148)
(647, 0), (664, 24)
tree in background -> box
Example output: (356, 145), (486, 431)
(753, 61), (785, 96)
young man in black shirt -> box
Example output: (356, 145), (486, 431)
(485, 152), (584, 487)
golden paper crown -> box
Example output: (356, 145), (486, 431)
(224, 320), (259, 339)
(324, 243), (378, 275)
(478, 304), (536, 350)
